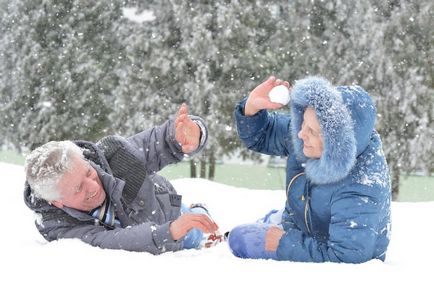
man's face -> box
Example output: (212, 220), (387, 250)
(52, 156), (106, 212)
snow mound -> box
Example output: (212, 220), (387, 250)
(1, 162), (433, 289)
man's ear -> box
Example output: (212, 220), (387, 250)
(51, 200), (64, 209)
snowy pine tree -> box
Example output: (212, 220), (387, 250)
(368, 1), (434, 199)
(112, 0), (293, 178)
(173, 1), (299, 178)
(0, 0), (124, 149)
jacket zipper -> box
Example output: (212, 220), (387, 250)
(286, 172), (305, 201)
(286, 172), (311, 234)
(304, 197), (311, 234)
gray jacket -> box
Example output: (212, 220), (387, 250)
(24, 117), (207, 254)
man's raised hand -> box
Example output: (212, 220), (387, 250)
(175, 103), (200, 154)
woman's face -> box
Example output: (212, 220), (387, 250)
(297, 107), (324, 159)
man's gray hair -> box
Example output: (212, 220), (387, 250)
(25, 141), (84, 201)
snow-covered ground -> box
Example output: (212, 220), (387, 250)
(1, 162), (433, 288)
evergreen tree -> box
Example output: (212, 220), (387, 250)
(169, 1), (271, 177)
(112, 0), (293, 178)
(369, 0), (434, 199)
(0, 0), (124, 150)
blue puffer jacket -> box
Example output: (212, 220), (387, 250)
(234, 76), (391, 263)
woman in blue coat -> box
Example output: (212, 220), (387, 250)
(228, 76), (391, 263)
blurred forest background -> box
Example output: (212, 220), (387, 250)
(0, 0), (432, 200)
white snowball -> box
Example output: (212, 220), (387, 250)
(268, 85), (290, 105)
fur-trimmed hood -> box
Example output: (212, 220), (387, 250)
(290, 76), (376, 184)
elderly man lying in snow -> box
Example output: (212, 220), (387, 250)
(228, 76), (391, 263)
(24, 104), (223, 254)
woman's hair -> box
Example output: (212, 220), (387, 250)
(25, 141), (83, 201)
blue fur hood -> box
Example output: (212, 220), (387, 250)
(290, 76), (376, 184)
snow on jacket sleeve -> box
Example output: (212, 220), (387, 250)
(126, 117), (208, 174)
(39, 216), (182, 254)
(234, 98), (292, 156)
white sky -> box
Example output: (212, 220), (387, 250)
(1, 162), (433, 289)
(122, 7), (155, 23)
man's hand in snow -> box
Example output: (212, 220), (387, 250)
(170, 213), (219, 241)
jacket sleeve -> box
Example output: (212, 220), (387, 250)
(39, 218), (183, 254)
(281, 206), (301, 231)
(126, 116), (208, 173)
(277, 184), (385, 263)
(234, 98), (292, 156)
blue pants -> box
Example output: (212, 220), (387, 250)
(227, 209), (283, 260)
(180, 205), (208, 249)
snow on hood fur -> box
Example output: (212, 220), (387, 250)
(290, 76), (376, 184)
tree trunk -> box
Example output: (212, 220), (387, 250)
(208, 153), (216, 180)
(200, 159), (206, 178)
(391, 168), (400, 201)
(190, 159), (197, 178)
(386, 155), (400, 201)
